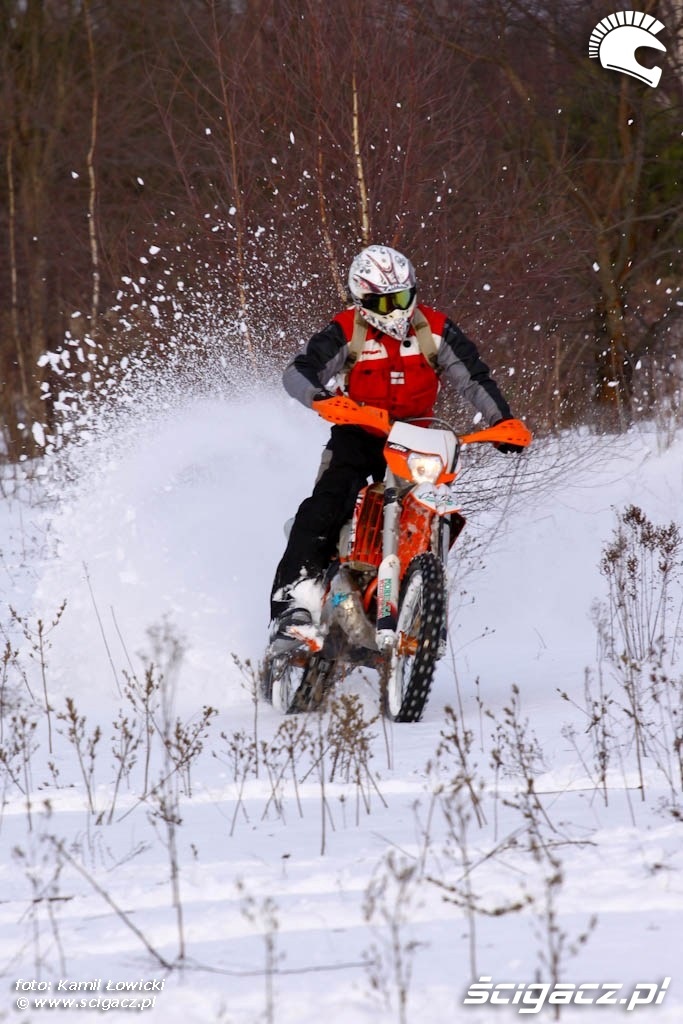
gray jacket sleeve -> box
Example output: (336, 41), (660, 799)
(436, 318), (512, 425)
(282, 322), (348, 407)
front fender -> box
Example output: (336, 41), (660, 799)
(410, 482), (462, 517)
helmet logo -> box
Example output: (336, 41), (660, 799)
(589, 11), (666, 88)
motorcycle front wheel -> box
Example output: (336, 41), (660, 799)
(383, 552), (445, 723)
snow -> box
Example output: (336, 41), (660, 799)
(1, 376), (682, 1023)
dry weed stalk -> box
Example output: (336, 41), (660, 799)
(213, 729), (257, 836)
(107, 707), (142, 824)
(599, 505), (681, 665)
(1, 639), (24, 742)
(326, 694), (387, 821)
(0, 708), (39, 832)
(304, 714), (335, 856)
(56, 696), (101, 817)
(488, 689), (596, 1017)
(587, 506), (683, 801)
(423, 704), (530, 977)
(141, 627), (212, 962)
(489, 684), (555, 836)
(10, 601), (66, 753)
(48, 836), (172, 969)
(237, 880), (282, 1024)
(231, 654), (262, 775)
(121, 664), (160, 799)
(559, 667), (613, 806)
(13, 828), (68, 979)
(363, 851), (421, 1024)
(266, 717), (309, 819)
(529, 838), (597, 1022)
(159, 704), (217, 800)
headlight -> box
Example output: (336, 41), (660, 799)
(407, 453), (443, 483)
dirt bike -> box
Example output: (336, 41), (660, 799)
(263, 396), (531, 721)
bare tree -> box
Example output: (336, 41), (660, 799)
(416, 0), (683, 424)
(0, 0), (680, 454)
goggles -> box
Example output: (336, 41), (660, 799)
(360, 287), (416, 315)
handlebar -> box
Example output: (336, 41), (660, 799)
(311, 396), (532, 448)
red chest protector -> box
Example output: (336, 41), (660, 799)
(333, 306), (446, 421)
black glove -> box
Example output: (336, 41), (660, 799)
(312, 389), (334, 403)
(493, 417), (525, 454)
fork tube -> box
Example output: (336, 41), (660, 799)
(382, 484), (400, 557)
(376, 480), (401, 648)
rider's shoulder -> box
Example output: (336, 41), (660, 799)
(330, 307), (357, 335)
(415, 304), (447, 334)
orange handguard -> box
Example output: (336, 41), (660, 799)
(312, 396), (391, 436)
(312, 399), (532, 449)
(458, 418), (532, 448)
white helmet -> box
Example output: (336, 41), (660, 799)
(348, 244), (417, 341)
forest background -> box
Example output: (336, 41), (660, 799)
(1, 0), (682, 462)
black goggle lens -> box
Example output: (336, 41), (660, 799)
(361, 287), (415, 315)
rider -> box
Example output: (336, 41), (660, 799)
(269, 244), (523, 650)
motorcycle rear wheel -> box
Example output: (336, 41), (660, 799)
(383, 552), (445, 723)
(262, 651), (333, 713)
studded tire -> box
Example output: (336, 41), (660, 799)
(262, 652), (334, 714)
(383, 552), (445, 723)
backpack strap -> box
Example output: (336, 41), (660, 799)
(411, 307), (440, 371)
(338, 312), (370, 388)
(342, 307), (441, 387)
(347, 311), (369, 370)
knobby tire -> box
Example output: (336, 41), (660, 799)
(262, 652), (333, 714)
(383, 552), (445, 723)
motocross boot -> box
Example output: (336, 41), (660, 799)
(268, 608), (323, 655)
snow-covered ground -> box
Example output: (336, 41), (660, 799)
(1, 380), (682, 1023)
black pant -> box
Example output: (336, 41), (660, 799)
(270, 426), (387, 619)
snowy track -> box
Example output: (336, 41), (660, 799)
(2, 388), (683, 1023)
